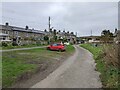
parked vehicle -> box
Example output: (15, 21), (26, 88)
(47, 43), (66, 51)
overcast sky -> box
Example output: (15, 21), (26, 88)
(1, 2), (118, 36)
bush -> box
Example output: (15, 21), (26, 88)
(2, 42), (8, 47)
(12, 42), (18, 46)
(103, 44), (119, 67)
(80, 43), (119, 88)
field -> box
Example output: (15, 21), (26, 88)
(80, 44), (119, 88)
(2, 45), (75, 88)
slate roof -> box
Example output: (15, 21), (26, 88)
(0, 25), (46, 34)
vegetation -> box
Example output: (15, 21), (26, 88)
(44, 36), (49, 41)
(100, 29), (114, 43)
(101, 30), (113, 37)
(2, 44), (47, 50)
(2, 45), (75, 87)
(80, 44), (119, 88)
(80, 44), (102, 59)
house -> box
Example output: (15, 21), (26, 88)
(0, 23), (46, 45)
(0, 33), (11, 42)
(44, 29), (77, 44)
(79, 36), (101, 44)
(56, 31), (77, 44)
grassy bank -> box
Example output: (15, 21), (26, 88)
(80, 44), (118, 88)
(2, 45), (75, 87)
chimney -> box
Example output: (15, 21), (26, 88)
(25, 26), (29, 30)
(5, 22), (9, 26)
(115, 28), (117, 33)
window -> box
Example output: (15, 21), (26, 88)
(4, 30), (7, 34)
(57, 44), (61, 46)
(52, 44), (57, 46)
(14, 31), (18, 36)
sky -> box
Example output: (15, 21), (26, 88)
(1, 1), (119, 36)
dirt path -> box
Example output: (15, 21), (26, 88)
(31, 45), (102, 88)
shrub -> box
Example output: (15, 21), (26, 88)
(103, 43), (119, 67)
(12, 42), (18, 46)
(2, 42), (8, 47)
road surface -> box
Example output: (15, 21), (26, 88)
(31, 45), (102, 88)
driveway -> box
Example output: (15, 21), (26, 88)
(31, 45), (102, 88)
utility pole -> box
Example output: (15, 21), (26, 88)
(48, 16), (51, 32)
(48, 16), (51, 44)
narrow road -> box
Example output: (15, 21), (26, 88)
(0, 46), (47, 52)
(31, 45), (102, 88)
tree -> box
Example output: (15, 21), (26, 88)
(101, 30), (113, 37)
(54, 36), (57, 41)
(44, 35), (49, 41)
(101, 30), (114, 43)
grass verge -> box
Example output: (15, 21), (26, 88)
(80, 44), (118, 88)
(2, 45), (75, 88)
(2, 44), (47, 50)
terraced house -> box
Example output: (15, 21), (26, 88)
(0, 23), (46, 45)
(56, 31), (77, 44)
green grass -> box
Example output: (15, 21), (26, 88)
(65, 45), (75, 53)
(80, 44), (119, 88)
(80, 44), (102, 59)
(2, 45), (75, 87)
(2, 44), (46, 50)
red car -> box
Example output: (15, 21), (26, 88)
(47, 43), (66, 51)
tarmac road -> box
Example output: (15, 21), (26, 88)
(31, 45), (102, 88)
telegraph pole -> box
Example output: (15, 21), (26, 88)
(48, 16), (51, 44)
(48, 16), (51, 32)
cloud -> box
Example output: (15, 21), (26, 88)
(1, 2), (118, 36)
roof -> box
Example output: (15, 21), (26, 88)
(0, 24), (46, 34)
(57, 32), (76, 37)
(0, 25), (12, 30)
(80, 36), (101, 39)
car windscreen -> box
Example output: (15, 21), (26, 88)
(57, 44), (61, 46)
(52, 44), (61, 46)
(52, 44), (57, 46)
